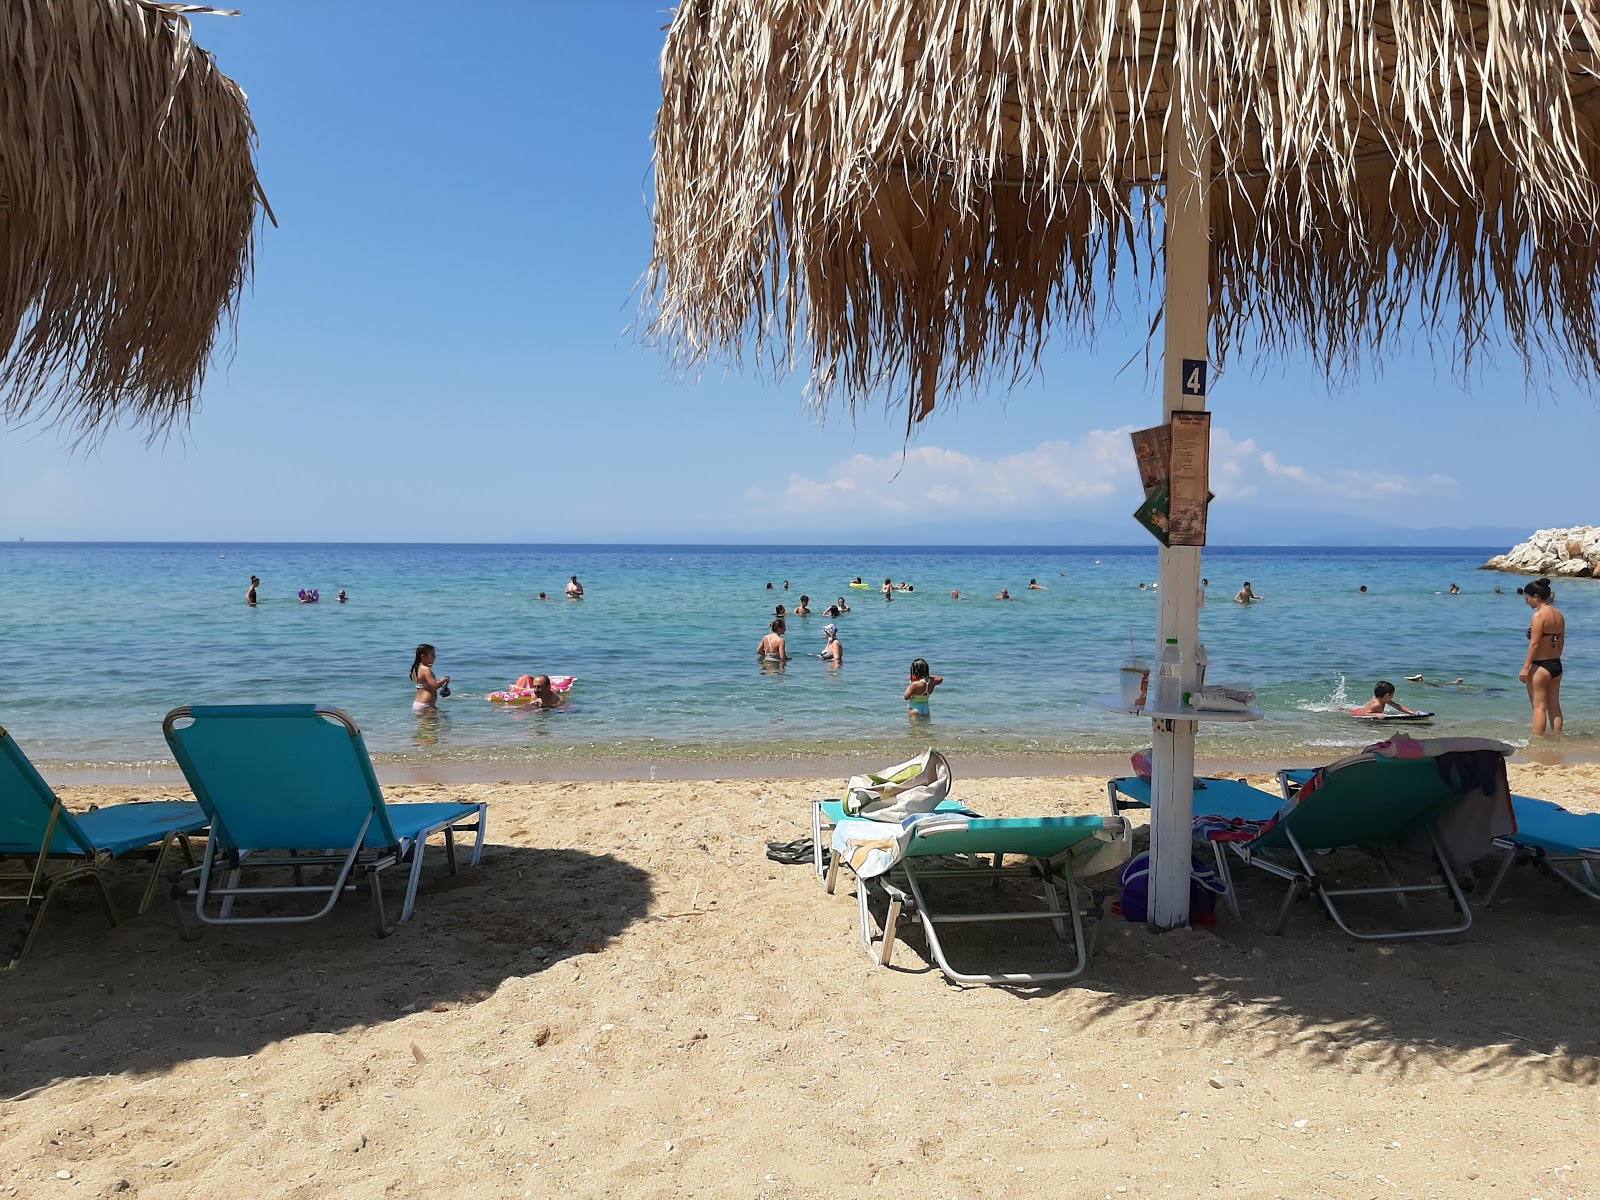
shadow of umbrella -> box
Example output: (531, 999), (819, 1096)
(0, 843), (653, 1099)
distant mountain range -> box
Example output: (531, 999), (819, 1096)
(566, 510), (1530, 548)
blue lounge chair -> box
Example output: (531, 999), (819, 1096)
(1106, 774), (1284, 919)
(1, 725), (206, 967)
(826, 812), (1131, 985)
(1479, 796), (1600, 905)
(162, 704), (486, 936)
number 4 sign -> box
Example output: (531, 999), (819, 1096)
(1181, 358), (1207, 397)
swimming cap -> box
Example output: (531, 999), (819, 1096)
(823, 624), (838, 637)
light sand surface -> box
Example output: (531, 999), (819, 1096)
(2, 764), (1597, 1199)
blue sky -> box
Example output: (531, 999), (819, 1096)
(2, 2), (1594, 544)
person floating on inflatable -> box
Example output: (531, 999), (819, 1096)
(298, 588), (320, 604)
(488, 674), (576, 705)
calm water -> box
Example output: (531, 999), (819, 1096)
(1, 543), (1593, 775)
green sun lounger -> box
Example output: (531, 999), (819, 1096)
(1, 725), (207, 967)
(826, 812), (1130, 985)
(1259, 743), (1513, 940)
(809, 796), (973, 881)
(163, 704), (486, 936)
(1479, 796), (1600, 905)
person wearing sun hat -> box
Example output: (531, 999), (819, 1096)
(819, 622), (843, 665)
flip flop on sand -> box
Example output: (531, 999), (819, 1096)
(765, 838), (814, 866)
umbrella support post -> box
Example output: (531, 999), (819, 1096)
(1147, 52), (1212, 932)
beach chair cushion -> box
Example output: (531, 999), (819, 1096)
(1110, 775), (1282, 823)
(1506, 796), (1600, 857)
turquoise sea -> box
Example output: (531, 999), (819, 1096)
(1, 543), (1593, 778)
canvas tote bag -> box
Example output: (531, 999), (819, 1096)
(844, 749), (953, 821)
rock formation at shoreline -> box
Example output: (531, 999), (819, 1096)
(1482, 526), (1599, 577)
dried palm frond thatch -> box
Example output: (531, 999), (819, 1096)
(0, 1), (269, 439)
(648, 0), (1600, 428)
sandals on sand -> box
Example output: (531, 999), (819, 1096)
(765, 837), (814, 866)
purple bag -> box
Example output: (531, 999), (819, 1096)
(1118, 851), (1227, 922)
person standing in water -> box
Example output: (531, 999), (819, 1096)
(757, 619), (790, 662)
(882, 578), (894, 602)
(819, 623), (843, 665)
(566, 575), (584, 599)
(1235, 581), (1260, 604)
(410, 644), (450, 715)
(246, 575), (259, 607)
(1521, 577), (1566, 737)
(904, 658), (943, 719)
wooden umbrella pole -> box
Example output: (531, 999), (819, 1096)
(1148, 48), (1212, 932)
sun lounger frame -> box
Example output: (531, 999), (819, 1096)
(2, 726), (203, 968)
(1107, 770), (1474, 940)
(1478, 796), (1600, 907)
(163, 704), (486, 937)
(1261, 767), (1472, 941)
(824, 818), (1121, 985)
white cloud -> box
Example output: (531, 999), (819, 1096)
(750, 427), (1454, 523)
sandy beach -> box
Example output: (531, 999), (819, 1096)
(2, 762), (1597, 1199)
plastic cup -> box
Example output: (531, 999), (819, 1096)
(1120, 661), (1150, 708)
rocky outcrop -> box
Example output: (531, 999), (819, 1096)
(1483, 526), (1600, 578)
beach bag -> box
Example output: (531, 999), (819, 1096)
(844, 749), (953, 821)
(1117, 851), (1227, 922)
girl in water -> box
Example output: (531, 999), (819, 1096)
(904, 658), (943, 719)
(1520, 578), (1566, 737)
(757, 619), (790, 662)
(410, 644), (450, 715)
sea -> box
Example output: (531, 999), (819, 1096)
(2, 542), (1593, 781)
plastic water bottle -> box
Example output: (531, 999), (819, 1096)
(1156, 638), (1184, 711)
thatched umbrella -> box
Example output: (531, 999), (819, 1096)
(0, 1), (268, 439)
(647, 1), (1600, 927)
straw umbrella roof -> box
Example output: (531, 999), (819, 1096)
(1, 1), (268, 438)
(648, 0), (1600, 428)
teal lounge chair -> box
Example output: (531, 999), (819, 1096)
(1, 725), (206, 967)
(825, 812), (1130, 985)
(809, 796), (973, 882)
(1250, 743), (1513, 939)
(1479, 796), (1600, 905)
(162, 704), (486, 936)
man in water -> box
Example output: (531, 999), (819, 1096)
(566, 575), (584, 599)
(246, 575), (259, 606)
(337, 589), (348, 603)
(1356, 680), (1419, 715)
(996, 588), (1014, 600)
(1235, 582), (1260, 604)
(792, 595), (812, 615)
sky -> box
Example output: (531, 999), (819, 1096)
(1, 2), (1595, 545)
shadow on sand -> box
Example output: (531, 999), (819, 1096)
(0, 842), (653, 1099)
(848, 848), (1600, 1084)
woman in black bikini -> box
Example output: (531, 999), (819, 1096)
(1520, 577), (1565, 737)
